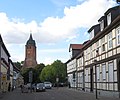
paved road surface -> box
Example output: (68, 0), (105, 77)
(1, 87), (120, 100)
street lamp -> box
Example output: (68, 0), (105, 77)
(94, 59), (98, 99)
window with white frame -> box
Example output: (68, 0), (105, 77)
(100, 20), (104, 31)
(108, 62), (113, 82)
(108, 32), (112, 49)
(101, 37), (105, 52)
(116, 26), (120, 45)
(97, 65), (100, 81)
(90, 29), (94, 40)
(107, 13), (111, 26)
(90, 46), (92, 58)
(102, 64), (106, 80)
(96, 41), (99, 56)
(70, 47), (72, 58)
(86, 50), (87, 60)
(85, 69), (88, 82)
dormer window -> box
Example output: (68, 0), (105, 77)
(100, 20), (104, 31)
(107, 13), (111, 26)
(70, 47), (72, 58)
(89, 29), (94, 40)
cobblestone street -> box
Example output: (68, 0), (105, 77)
(0, 87), (120, 100)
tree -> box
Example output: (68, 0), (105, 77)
(51, 60), (66, 83)
(21, 63), (45, 84)
(21, 68), (31, 84)
(34, 63), (45, 82)
(40, 60), (66, 83)
(14, 62), (22, 69)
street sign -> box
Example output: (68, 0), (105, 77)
(56, 77), (59, 82)
(2, 74), (6, 81)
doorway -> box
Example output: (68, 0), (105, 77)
(117, 59), (120, 91)
(90, 67), (93, 92)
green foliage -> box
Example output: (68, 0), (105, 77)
(14, 62), (22, 69)
(21, 68), (31, 83)
(34, 63), (45, 82)
(21, 63), (45, 83)
(20, 60), (66, 84)
(40, 60), (66, 83)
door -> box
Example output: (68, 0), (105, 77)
(90, 67), (93, 92)
(117, 59), (120, 91)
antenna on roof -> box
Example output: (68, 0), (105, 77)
(30, 30), (32, 34)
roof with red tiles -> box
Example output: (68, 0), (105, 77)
(69, 44), (83, 52)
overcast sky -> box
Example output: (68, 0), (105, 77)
(0, 0), (118, 65)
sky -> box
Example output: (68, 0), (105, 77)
(0, 0), (118, 65)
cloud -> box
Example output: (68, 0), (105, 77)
(0, 0), (116, 44)
(39, 48), (67, 53)
(39, 56), (68, 65)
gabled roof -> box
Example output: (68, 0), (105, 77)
(105, 5), (120, 15)
(88, 24), (100, 33)
(69, 44), (83, 52)
(98, 16), (105, 22)
(0, 34), (10, 57)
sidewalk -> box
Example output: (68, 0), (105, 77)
(0, 91), (4, 99)
(68, 88), (120, 100)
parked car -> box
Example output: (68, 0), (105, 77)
(36, 83), (46, 92)
(44, 82), (52, 89)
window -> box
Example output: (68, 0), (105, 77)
(101, 37), (105, 52)
(116, 26), (120, 45)
(85, 50), (87, 60)
(97, 66), (100, 81)
(100, 20), (104, 31)
(85, 69), (88, 82)
(107, 13), (111, 25)
(108, 32), (112, 49)
(108, 62), (113, 82)
(96, 41), (99, 56)
(102, 44), (105, 52)
(90, 29), (94, 40)
(90, 46), (93, 58)
(102, 64), (106, 80)
(70, 48), (72, 58)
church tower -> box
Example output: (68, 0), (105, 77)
(23, 34), (37, 68)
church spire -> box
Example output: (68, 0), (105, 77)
(29, 33), (33, 41)
(26, 33), (36, 46)
(23, 33), (37, 68)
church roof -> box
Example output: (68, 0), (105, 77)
(26, 34), (36, 46)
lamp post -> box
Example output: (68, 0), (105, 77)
(94, 59), (97, 99)
(29, 70), (33, 93)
